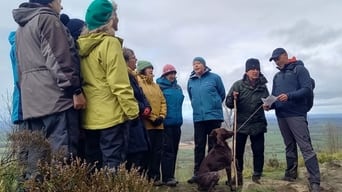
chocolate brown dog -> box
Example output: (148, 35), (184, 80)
(195, 128), (235, 191)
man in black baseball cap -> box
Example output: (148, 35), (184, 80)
(269, 48), (287, 62)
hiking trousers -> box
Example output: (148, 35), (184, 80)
(193, 120), (222, 175)
(161, 125), (181, 182)
(235, 132), (265, 176)
(277, 116), (320, 184)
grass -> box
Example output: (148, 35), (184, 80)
(0, 114), (341, 191)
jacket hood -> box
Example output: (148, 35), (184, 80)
(77, 33), (111, 57)
(12, 3), (56, 27)
(8, 31), (16, 45)
(156, 76), (178, 89)
(189, 67), (211, 78)
(281, 56), (304, 71)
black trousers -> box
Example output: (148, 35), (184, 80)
(147, 129), (163, 181)
(20, 107), (79, 177)
(193, 120), (222, 175)
(161, 125), (181, 182)
(235, 132), (264, 176)
(84, 122), (128, 170)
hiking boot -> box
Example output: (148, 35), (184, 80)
(282, 175), (296, 182)
(165, 179), (177, 187)
(252, 175), (261, 184)
(310, 183), (320, 192)
(282, 168), (297, 182)
(153, 180), (163, 186)
(187, 175), (197, 184)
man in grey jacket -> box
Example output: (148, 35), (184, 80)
(12, 0), (86, 178)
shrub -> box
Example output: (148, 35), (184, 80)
(23, 159), (156, 192)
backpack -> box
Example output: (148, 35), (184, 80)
(306, 77), (315, 112)
(276, 65), (315, 112)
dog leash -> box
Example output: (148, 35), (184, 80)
(236, 104), (263, 132)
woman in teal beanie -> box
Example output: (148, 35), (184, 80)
(78, 0), (139, 170)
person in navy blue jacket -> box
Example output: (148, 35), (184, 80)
(123, 47), (151, 174)
(265, 48), (320, 192)
(187, 57), (226, 183)
(157, 64), (184, 186)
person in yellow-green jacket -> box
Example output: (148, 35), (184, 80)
(136, 60), (167, 186)
(77, 0), (139, 170)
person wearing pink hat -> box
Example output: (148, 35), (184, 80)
(157, 64), (184, 186)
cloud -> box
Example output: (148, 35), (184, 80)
(1, 0), (342, 117)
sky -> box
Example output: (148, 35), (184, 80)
(1, 0), (342, 121)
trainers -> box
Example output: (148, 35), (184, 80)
(252, 175), (261, 184)
(310, 183), (320, 192)
(165, 179), (177, 187)
(187, 176), (197, 184)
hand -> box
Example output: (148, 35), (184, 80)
(73, 93), (86, 110)
(277, 93), (288, 102)
(233, 91), (239, 100)
(142, 107), (151, 116)
(152, 116), (164, 126)
(263, 104), (270, 111)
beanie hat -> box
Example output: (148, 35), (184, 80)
(137, 60), (153, 73)
(60, 14), (85, 40)
(162, 64), (177, 76)
(193, 56), (206, 67)
(29, 0), (53, 4)
(85, 0), (113, 31)
(245, 58), (260, 72)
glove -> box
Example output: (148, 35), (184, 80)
(142, 107), (151, 117)
(152, 116), (164, 126)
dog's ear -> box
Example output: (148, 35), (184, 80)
(209, 129), (218, 143)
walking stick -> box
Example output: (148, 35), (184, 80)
(232, 96), (238, 189)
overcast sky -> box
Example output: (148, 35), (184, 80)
(1, 0), (341, 120)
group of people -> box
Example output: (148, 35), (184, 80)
(9, 0), (320, 191)
(186, 50), (320, 192)
(10, 0), (184, 187)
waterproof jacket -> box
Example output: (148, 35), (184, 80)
(187, 68), (226, 122)
(12, 3), (80, 119)
(128, 69), (151, 115)
(156, 76), (184, 127)
(225, 74), (269, 135)
(127, 69), (150, 154)
(77, 33), (138, 130)
(8, 31), (23, 124)
(137, 74), (167, 130)
(272, 59), (312, 118)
